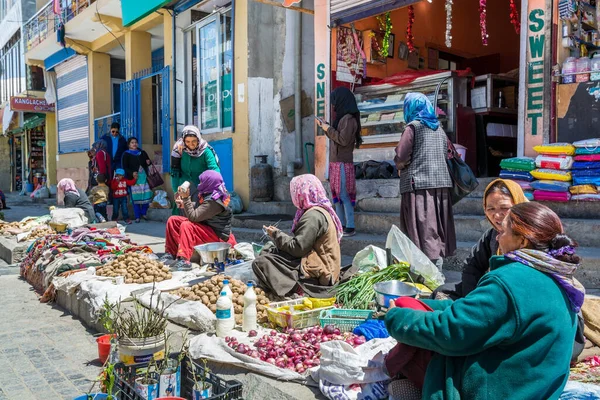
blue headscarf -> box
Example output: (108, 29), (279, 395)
(403, 92), (440, 130)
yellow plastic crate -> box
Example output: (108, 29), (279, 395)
(266, 297), (335, 329)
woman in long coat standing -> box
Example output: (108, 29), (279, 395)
(394, 93), (456, 270)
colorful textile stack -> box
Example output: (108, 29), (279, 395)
(570, 138), (600, 201)
(499, 157), (536, 200)
(530, 143), (575, 202)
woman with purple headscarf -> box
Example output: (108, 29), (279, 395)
(164, 170), (236, 269)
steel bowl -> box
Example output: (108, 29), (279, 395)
(373, 280), (421, 308)
(194, 242), (231, 265)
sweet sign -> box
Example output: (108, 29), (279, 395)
(10, 97), (55, 113)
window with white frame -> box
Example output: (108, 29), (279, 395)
(185, 6), (233, 133)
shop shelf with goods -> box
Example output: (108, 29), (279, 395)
(353, 71), (469, 150)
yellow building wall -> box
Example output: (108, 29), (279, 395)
(45, 113), (58, 186)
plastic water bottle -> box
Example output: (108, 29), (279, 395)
(222, 280), (235, 321)
(242, 282), (258, 332)
(216, 291), (234, 338)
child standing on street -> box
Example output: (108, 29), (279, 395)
(111, 169), (136, 224)
(89, 174), (110, 222)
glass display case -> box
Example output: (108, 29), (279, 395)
(353, 71), (470, 145)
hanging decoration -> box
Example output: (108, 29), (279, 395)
(509, 0), (521, 34)
(445, 0), (453, 47)
(407, 5), (415, 52)
(479, 0), (488, 45)
(375, 12), (393, 58)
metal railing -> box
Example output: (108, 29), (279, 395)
(24, 0), (97, 52)
(94, 112), (121, 142)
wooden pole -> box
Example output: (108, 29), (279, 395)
(251, 0), (315, 15)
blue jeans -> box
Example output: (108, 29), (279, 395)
(112, 197), (129, 221)
(335, 167), (355, 229)
(133, 203), (150, 220)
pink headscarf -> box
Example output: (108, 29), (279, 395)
(290, 174), (343, 242)
(58, 178), (80, 197)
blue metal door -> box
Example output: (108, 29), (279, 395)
(161, 66), (171, 170)
(209, 138), (233, 191)
(120, 78), (141, 142)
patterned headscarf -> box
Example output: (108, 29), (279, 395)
(172, 125), (208, 159)
(58, 178), (80, 198)
(197, 170), (230, 206)
(404, 92), (440, 130)
(484, 179), (529, 252)
(92, 140), (107, 151)
(505, 249), (585, 312)
(290, 174), (343, 242)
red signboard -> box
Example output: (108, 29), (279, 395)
(10, 96), (55, 113)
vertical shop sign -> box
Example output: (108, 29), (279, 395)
(314, 0), (331, 180)
(526, 9), (545, 136)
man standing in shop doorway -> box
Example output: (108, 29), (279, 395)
(101, 122), (127, 171)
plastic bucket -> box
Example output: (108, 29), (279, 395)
(96, 334), (115, 364)
(454, 144), (467, 161)
(25, 183), (34, 193)
(73, 394), (108, 400)
(118, 335), (165, 365)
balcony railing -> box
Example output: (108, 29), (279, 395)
(94, 112), (121, 143)
(24, 0), (97, 53)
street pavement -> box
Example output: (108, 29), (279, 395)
(0, 204), (170, 400)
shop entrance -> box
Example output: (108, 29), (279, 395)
(10, 134), (24, 193)
(330, 0), (523, 178)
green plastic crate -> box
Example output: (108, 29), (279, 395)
(319, 309), (373, 332)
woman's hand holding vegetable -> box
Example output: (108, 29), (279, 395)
(264, 225), (279, 238)
(178, 187), (191, 200)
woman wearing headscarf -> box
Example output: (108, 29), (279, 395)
(315, 87), (362, 237)
(170, 126), (220, 210)
(394, 92), (455, 270)
(384, 202), (583, 399)
(252, 174), (343, 298)
(87, 140), (112, 193)
(121, 137), (152, 223)
(58, 178), (96, 224)
(434, 179), (528, 300)
(164, 170), (236, 270)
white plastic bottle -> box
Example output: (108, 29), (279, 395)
(222, 279), (235, 321)
(215, 291), (234, 338)
(242, 282), (258, 332)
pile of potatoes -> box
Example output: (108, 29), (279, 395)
(27, 226), (55, 240)
(97, 253), (173, 284)
(0, 221), (23, 235)
(170, 275), (271, 325)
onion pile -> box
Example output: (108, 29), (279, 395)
(225, 325), (367, 374)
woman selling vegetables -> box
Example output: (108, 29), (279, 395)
(385, 202), (582, 399)
(252, 174), (343, 298)
(165, 170), (236, 270)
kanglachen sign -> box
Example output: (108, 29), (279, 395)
(10, 97), (55, 113)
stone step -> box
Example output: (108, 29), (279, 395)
(233, 211), (600, 247)
(232, 226), (600, 289)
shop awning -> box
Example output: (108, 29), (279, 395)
(1, 107), (19, 135)
(22, 114), (46, 130)
(121, 0), (171, 26)
(331, 0), (418, 25)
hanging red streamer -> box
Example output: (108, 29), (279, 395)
(509, 0), (520, 34)
(479, 0), (488, 45)
(407, 6), (415, 52)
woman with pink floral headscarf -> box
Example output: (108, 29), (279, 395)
(58, 178), (96, 223)
(252, 174), (343, 298)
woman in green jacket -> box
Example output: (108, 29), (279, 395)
(385, 202), (583, 400)
(170, 125), (220, 213)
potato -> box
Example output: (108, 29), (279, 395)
(201, 295), (209, 304)
(125, 278), (134, 284)
(143, 276), (153, 283)
(135, 278), (144, 284)
(208, 295), (217, 304)
(209, 304), (217, 313)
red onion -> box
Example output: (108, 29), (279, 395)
(333, 328), (341, 335)
(248, 330), (258, 337)
(249, 350), (260, 358)
(323, 325), (335, 335)
(285, 347), (296, 357)
(353, 336), (366, 346)
(225, 337), (232, 343)
(270, 330), (277, 336)
(266, 358), (276, 364)
(290, 333), (303, 343)
(312, 358), (320, 366)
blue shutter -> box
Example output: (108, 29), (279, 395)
(161, 66), (171, 170)
(55, 55), (89, 153)
(120, 78), (141, 143)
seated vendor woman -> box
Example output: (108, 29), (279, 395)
(58, 178), (96, 224)
(384, 202), (583, 400)
(252, 174), (343, 298)
(165, 170), (236, 270)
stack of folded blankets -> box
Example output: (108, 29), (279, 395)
(529, 143), (575, 202)
(570, 138), (600, 202)
(499, 157), (536, 200)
